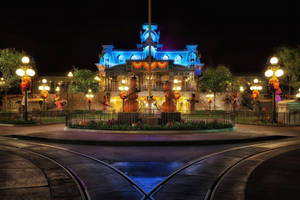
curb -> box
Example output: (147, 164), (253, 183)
(5, 135), (292, 146)
(63, 127), (236, 134)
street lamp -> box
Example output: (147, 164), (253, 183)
(85, 89), (94, 111)
(264, 56), (284, 123)
(38, 79), (50, 111)
(16, 56), (36, 121)
(0, 77), (5, 86)
(250, 79), (263, 100)
(206, 93), (214, 111)
(119, 81), (129, 112)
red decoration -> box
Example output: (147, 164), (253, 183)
(124, 77), (139, 112)
(161, 81), (176, 112)
(132, 62), (143, 69)
(157, 62), (168, 69)
(269, 77), (279, 90)
(252, 90), (259, 100)
(41, 91), (49, 100)
(132, 61), (168, 70)
(120, 91), (127, 99)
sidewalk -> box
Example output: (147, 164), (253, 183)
(1, 123), (299, 145)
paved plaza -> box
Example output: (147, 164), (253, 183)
(0, 124), (300, 199)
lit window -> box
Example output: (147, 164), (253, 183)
(131, 55), (138, 60)
(175, 55), (182, 64)
(118, 55), (125, 63)
(163, 55), (169, 60)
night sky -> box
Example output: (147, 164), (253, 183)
(0, 1), (299, 76)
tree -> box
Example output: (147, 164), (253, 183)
(70, 68), (99, 94)
(199, 65), (233, 110)
(0, 49), (27, 111)
(273, 46), (300, 97)
(0, 49), (27, 90)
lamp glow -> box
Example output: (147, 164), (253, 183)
(26, 68), (35, 77)
(174, 79), (178, 84)
(119, 86), (123, 91)
(265, 69), (273, 77)
(45, 86), (50, 91)
(240, 86), (244, 92)
(253, 79), (259, 83)
(270, 57), (279, 65)
(95, 76), (100, 81)
(16, 69), (25, 77)
(122, 80), (126, 84)
(275, 69), (284, 77)
(124, 86), (129, 91)
(67, 71), (73, 77)
(42, 79), (47, 84)
(38, 86), (44, 90)
(55, 86), (60, 92)
(21, 56), (30, 64)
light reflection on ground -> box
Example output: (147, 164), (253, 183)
(111, 161), (184, 192)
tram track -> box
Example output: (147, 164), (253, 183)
(0, 137), (148, 200)
(146, 139), (300, 200)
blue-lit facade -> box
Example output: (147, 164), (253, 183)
(98, 24), (203, 69)
(97, 24), (204, 113)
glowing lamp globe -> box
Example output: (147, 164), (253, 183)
(38, 86), (44, 91)
(26, 69), (35, 77)
(45, 86), (50, 91)
(240, 86), (244, 92)
(253, 79), (259, 83)
(296, 93), (300, 98)
(270, 57), (279, 65)
(265, 69), (273, 77)
(67, 71), (73, 77)
(124, 86), (129, 91)
(42, 79), (47, 83)
(119, 86), (124, 91)
(16, 69), (25, 77)
(21, 56), (30, 64)
(275, 69), (284, 77)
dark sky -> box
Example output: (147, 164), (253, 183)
(0, 1), (299, 76)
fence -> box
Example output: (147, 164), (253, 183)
(0, 110), (299, 126)
(66, 111), (234, 126)
(234, 110), (300, 126)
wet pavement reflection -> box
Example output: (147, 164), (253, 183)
(111, 161), (184, 192)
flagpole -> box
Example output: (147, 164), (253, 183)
(148, 0), (152, 114)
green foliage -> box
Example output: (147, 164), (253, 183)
(199, 65), (233, 93)
(0, 49), (27, 91)
(70, 68), (99, 94)
(273, 46), (300, 95)
(69, 120), (233, 130)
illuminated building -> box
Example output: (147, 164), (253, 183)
(97, 23), (204, 113)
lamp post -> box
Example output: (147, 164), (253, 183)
(119, 81), (129, 112)
(85, 89), (94, 111)
(264, 57), (284, 123)
(16, 56), (35, 121)
(66, 71), (73, 110)
(38, 79), (50, 111)
(250, 79), (263, 112)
